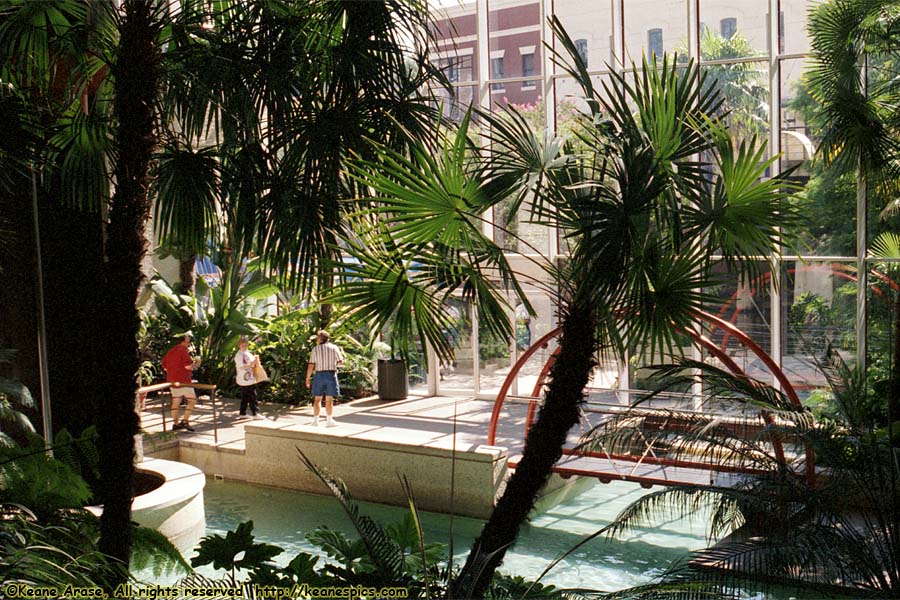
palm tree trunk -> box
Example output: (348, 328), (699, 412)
(97, 0), (159, 584)
(178, 254), (197, 295)
(450, 301), (596, 598)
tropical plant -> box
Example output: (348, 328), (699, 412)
(1, 0), (448, 577)
(578, 354), (900, 599)
(336, 15), (802, 595)
(244, 304), (381, 403)
(143, 256), (277, 387)
(0, 383), (190, 586)
(805, 0), (900, 426)
(0, 505), (116, 593)
(151, 0), (446, 322)
(184, 455), (574, 599)
(676, 29), (768, 143)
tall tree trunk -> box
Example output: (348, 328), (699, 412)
(97, 0), (159, 585)
(890, 283), (900, 444)
(41, 193), (106, 437)
(0, 188), (41, 426)
(451, 302), (596, 598)
(178, 254), (196, 295)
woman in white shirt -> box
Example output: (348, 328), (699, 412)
(234, 336), (260, 418)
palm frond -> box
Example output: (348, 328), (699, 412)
(296, 449), (405, 581)
(325, 232), (458, 363)
(870, 231), (900, 259)
(152, 141), (221, 254)
(807, 0), (900, 180)
(45, 104), (114, 212)
(685, 130), (804, 281)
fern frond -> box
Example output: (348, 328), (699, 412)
(131, 524), (192, 579)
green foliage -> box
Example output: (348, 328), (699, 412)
(787, 290), (855, 355)
(251, 307), (319, 404)
(51, 427), (101, 492)
(337, 342), (378, 400)
(190, 496), (572, 598)
(192, 521), (284, 574)
(677, 29), (768, 142)
(589, 357), (900, 597)
(143, 262), (380, 402)
(479, 325), (511, 362)
(486, 574), (569, 599)
(130, 524), (193, 580)
(253, 305), (378, 404)
(807, 0), (900, 181)
(0, 432), (92, 522)
(336, 111), (523, 365)
(0, 505), (113, 592)
(0, 502), (189, 592)
(142, 256), (276, 387)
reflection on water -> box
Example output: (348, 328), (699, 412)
(201, 478), (705, 592)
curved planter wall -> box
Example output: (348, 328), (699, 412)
(88, 458), (206, 555)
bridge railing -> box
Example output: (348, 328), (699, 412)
(136, 382), (220, 443)
(505, 389), (808, 479)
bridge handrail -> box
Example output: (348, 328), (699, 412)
(509, 394), (784, 424)
(136, 381), (220, 443)
(488, 315), (815, 483)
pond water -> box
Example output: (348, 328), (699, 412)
(202, 477), (709, 593)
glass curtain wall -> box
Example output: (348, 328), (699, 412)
(429, 0), (863, 401)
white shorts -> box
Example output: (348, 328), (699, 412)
(171, 386), (196, 399)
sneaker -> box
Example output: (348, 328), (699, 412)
(313, 417), (321, 427)
(253, 414), (263, 420)
(172, 422), (185, 431)
(326, 418), (337, 428)
(182, 422), (195, 432)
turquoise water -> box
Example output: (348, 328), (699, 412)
(202, 478), (710, 592)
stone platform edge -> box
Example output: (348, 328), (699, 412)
(149, 425), (509, 518)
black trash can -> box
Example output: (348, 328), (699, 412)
(377, 358), (408, 400)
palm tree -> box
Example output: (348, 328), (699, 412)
(0, 0), (163, 580)
(1, 0), (447, 579)
(455, 28), (800, 594)
(152, 0), (445, 327)
(340, 17), (802, 596)
(676, 29), (768, 143)
(0, 0), (116, 438)
(805, 0), (900, 419)
(95, 0), (163, 578)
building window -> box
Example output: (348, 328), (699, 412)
(522, 52), (536, 88)
(721, 17), (737, 40)
(490, 57), (504, 91)
(438, 56), (473, 84)
(575, 38), (588, 68)
(647, 28), (663, 59)
(447, 60), (459, 84)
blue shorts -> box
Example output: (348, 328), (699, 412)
(311, 371), (340, 397)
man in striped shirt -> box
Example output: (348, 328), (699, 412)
(305, 330), (345, 427)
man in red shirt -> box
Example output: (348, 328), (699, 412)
(161, 334), (199, 432)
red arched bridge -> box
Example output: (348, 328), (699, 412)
(486, 310), (815, 488)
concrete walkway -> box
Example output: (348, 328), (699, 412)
(139, 393), (529, 455)
(139, 393), (532, 517)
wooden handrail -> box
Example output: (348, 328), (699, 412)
(137, 381), (218, 394)
(136, 381), (220, 443)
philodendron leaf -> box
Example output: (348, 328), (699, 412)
(284, 553), (321, 583)
(191, 521), (283, 572)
